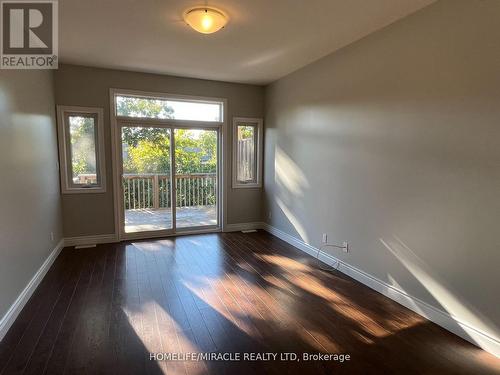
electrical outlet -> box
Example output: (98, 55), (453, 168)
(322, 233), (328, 243)
(342, 241), (349, 253)
(268, 211), (272, 219)
(50, 232), (54, 242)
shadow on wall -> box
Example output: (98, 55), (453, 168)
(274, 146), (310, 243)
(380, 236), (500, 355)
(264, 136), (500, 357)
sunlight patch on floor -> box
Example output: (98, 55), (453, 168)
(259, 254), (312, 272)
(181, 280), (258, 337)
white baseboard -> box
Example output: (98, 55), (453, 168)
(64, 233), (117, 247)
(0, 238), (65, 342)
(224, 222), (262, 232)
(260, 222), (500, 358)
(261, 222), (319, 257)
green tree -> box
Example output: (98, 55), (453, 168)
(237, 125), (254, 140)
(117, 96), (174, 119)
(124, 132), (171, 174)
(174, 129), (216, 174)
(69, 116), (96, 179)
(119, 97), (217, 175)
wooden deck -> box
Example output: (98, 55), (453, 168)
(125, 206), (217, 232)
(0, 231), (498, 374)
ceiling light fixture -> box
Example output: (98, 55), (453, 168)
(183, 6), (228, 34)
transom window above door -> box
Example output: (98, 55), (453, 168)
(115, 94), (224, 122)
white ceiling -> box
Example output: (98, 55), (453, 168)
(59, 0), (436, 85)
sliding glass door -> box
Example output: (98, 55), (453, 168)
(113, 90), (224, 239)
(121, 126), (173, 234)
(174, 128), (218, 229)
(119, 124), (219, 236)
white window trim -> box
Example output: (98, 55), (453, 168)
(56, 105), (106, 194)
(232, 117), (263, 189)
(113, 88), (225, 124)
(109, 88), (228, 239)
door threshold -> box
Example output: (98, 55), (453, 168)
(120, 227), (221, 241)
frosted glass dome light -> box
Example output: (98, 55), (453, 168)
(183, 6), (228, 34)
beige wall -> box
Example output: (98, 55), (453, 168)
(54, 65), (264, 237)
(264, 0), (500, 348)
(0, 71), (63, 319)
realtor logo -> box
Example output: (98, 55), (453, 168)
(1, 0), (58, 69)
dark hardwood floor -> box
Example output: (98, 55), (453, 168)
(0, 231), (498, 374)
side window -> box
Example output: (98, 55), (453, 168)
(56, 106), (106, 193)
(232, 117), (263, 188)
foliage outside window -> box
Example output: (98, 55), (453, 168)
(118, 98), (217, 175)
(57, 106), (106, 194)
(117, 95), (220, 213)
(116, 95), (222, 122)
(69, 115), (98, 184)
(122, 128), (217, 174)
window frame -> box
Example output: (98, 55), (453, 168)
(56, 105), (106, 194)
(113, 91), (224, 124)
(109, 88), (228, 239)
(232, 117), (263, 189)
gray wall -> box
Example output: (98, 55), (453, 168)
(264, 0), (500, 346)
(0, 71), (63, 319)
(54, 65), (264, 237)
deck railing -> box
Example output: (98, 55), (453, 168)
(122, 173), (216, 210)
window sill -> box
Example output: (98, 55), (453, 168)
(62, 186), (107, 194)
(232, 183), (262, 189)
